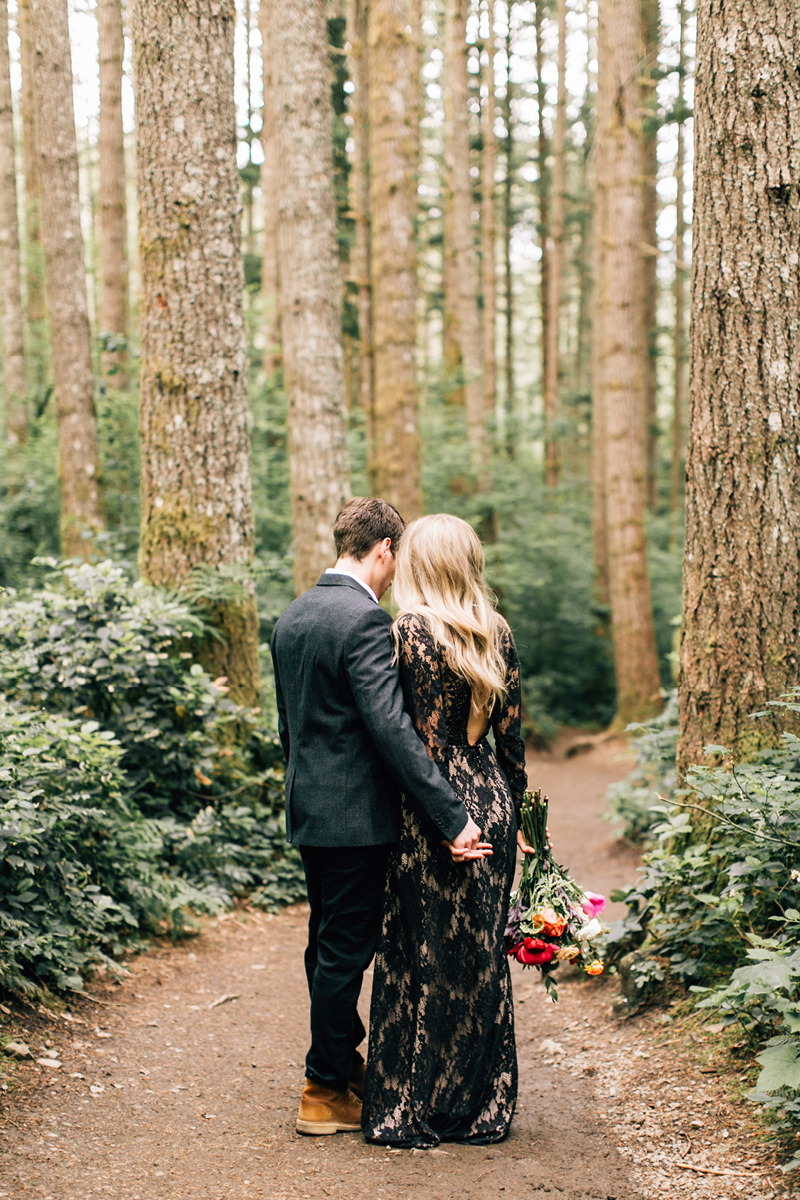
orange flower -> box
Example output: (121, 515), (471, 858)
(534, 907), (567, 938)
(585, 960), (604, 976)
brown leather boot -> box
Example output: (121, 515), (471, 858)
(296, 1078), (362, 1135)
(349, 1059), (367, 1099)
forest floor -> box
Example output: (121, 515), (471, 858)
(0, 735), (792, 1200)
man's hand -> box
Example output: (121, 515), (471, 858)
(445, 815), (492, 862)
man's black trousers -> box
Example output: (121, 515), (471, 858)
(299, 844), (391, 1092)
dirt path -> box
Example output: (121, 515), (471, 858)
(0, 740), (786, 1200)
(526, 733), (640, 924)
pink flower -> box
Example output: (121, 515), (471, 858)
(581, 891), (606, 919)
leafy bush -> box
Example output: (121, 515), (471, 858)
(609, 732), (800, 985)
(0, 559), (277, 818)
(0, 561), (305, 995)
(0, 707), (217, 993)
(605, 690), (679, 842)
(607, 711), (800, 1165)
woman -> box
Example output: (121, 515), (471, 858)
(362, 513), (528, 1148)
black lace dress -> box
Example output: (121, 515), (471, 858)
(362, 612), (528, 1148)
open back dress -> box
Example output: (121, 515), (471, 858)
(362, 611), (528, 1148)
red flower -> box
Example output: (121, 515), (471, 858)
(509, 937), (556, 966)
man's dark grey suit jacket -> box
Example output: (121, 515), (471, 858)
(270, 573), (469, 848)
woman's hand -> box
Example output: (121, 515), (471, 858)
(517, 829), (536, 855)
(517, 826), (553, 855)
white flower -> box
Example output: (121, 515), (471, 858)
(576, 917), (603, 942)
(791, 869), (800, 883)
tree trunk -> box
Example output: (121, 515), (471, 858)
(502, 9), (514, 446)
(544, 0), (565, 486)
(445, 0), (485, 454)
(347, 0), (373, 425)
(534, 0), (549, 446)
(0, 0), (27, 448)
(595, 0), (661, 725)
(677, 0), (800, 776)
(98, 0), (128, 386)
(18, 0), (46, 376)
(640, 0), (659, 510)
(576, 0), (596, 405)
(481, 0), (497, 427)
(367, 0), (421, 517)
(32, 0), (104, 555)
(442, 14), (462, 408)
(266, 0), (350, 591)
(133, 0), (260, 705)
(591, 134), (609, 607)
(259, 0), (280, 376)
(669, 0), (686, 524)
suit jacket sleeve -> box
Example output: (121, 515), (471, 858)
(270, 629), (290, 763)
(343, 607), (469, 842)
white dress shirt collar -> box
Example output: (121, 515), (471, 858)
(325, 567), (379, 605)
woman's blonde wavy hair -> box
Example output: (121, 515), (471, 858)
(392, 513), (507, 714)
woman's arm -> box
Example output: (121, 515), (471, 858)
(491, 624), (528, 824)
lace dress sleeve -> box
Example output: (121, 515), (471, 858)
(492, 623), (528, 821)
(395, 613), (449, 766)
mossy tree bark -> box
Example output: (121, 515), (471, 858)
(444, 0), (485, 457)
(640, 0), (660, 511)
(367, 0), (422, 518)
(481, 0), (497, 427)
(98, 0), (128, 386)
(502, 11), (514, 446)
(669, 0), (687, 524)
(543, 0), (566, 487)
(133, 0), (260, 706)
(0, 0), (27, 449)
(346, 0), (373, 426)
(32, 0), (104, 556)
(265, 0), (350, 588)
(677, 0), (800, 778)
(534, 0), (549, 448)
(18, 0), (47, 374)
(595, 0), (661, 725)
(258, 0), (280, 377)
(591, 130), (609, 609)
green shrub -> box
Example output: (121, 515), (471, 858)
(0, 707), (218, 994)
(0, 559), (278, 819)
(605, 690), (679, 842)
(0, 561), (306, 994)
(608, 732), (800, 985)
(607, 713), (800, 1165)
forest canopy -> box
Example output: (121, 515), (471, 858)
(0, 0), (693, 734)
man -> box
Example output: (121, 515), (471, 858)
(270, 497), (484, 1136)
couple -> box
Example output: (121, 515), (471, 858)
(270, 497), (529, 1149)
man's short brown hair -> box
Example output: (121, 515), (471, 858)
(333, 497), (405, 561)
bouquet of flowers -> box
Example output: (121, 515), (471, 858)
(505, 789), (606, 1000)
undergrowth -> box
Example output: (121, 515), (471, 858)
(0, 560), (305, 998)
(606, 695), (800, 1170)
